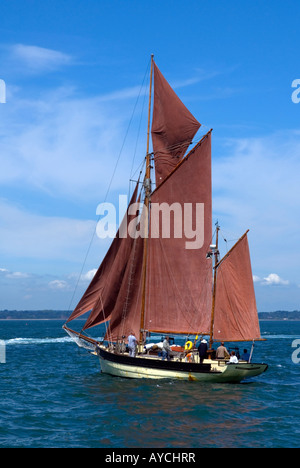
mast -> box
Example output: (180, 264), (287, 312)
(209, 222), (220, 351)
(139, 54), (154, 345)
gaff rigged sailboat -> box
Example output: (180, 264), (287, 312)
(63, 56), (268, 383)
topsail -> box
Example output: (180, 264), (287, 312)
(151, 62), (201, 186)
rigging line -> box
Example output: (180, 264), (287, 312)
(129, 60), (151, 183)
(220, 230), (228, 252)
(130, 157), (146, 183)
(101, 295), (113, 345)
(128, 162), (145, 207)
(83, 293), (113, 345)
(107, 58), (149, 205)
(66, 59), (152, 314)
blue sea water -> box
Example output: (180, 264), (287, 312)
(0, 320), (299, 448)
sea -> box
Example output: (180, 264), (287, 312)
(0, 320), (299, 449)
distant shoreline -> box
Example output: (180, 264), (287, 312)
(0, 310), (299, 321)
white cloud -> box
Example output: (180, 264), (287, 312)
(81, 269), (97, 282)
(253, 273), (289, 286)
(253, 275), (261, 283)
(6, 271), (30, 279)
(0, 268), (30, 279)
(262, 273), (289, 286)
(10, 44), (73, 72)
(49, 280), (69, 290)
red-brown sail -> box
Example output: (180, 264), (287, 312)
(104, 235), (144, 341)
(151, 62), (201, 187)
(66, 182), (140, 326)
(144, 131), (213, 335)
(213, 233), (261, 342)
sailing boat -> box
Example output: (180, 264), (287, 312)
(63, 56), (268, 383)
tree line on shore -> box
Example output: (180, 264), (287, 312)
(0, 310), (300, 320)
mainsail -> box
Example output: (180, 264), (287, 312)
(145, 132), (212, 335)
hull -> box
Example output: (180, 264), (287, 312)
(97, 347), (268, 383)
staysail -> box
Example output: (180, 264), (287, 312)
(104, 235), (144, 341)
(213, 232), (261, 342)
(66, 181), (140, 328)
(151, 62), (201, 187)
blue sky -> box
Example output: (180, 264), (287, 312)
(0, 0), (299, 311)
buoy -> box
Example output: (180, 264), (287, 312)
(184, 341), (193, 351)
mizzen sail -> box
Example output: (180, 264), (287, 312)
(213, 233), (261, 342)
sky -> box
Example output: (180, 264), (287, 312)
(0, 0), (300, 312)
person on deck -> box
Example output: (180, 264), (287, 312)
(216, 342), (229, 359)
(229, 351), (239, 364)
(162, 336), (172, 361)
(120, 336), (127, 354)
(241, 349), (250, 362)
(198, 338), (208, 364)
(128, 332), (137, 357)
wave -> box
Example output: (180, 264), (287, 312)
(5, 337), (73, 346)
(261, 334), (299, 339)
(4, 336), (104, 346)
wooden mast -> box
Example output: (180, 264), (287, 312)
(209, 223), (220, 352)
(139, 54), (154, 346)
